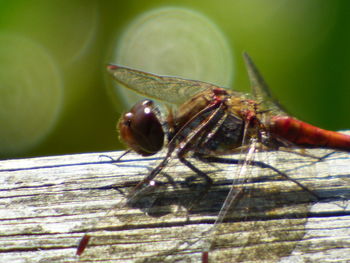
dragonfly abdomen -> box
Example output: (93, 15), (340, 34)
(270, 116), (350, 151)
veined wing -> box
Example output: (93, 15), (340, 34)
(243, 52), (288, 115)
(107, 64), (218, 105)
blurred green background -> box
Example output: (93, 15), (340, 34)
(1, 0), (350, 159)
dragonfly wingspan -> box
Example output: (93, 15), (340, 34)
(107, 64), (217, 105)
(243, 52), (287, 115)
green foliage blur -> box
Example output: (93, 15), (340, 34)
(1, 0), (350, 159)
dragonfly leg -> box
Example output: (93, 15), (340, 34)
(196, 154), (321, 201)
(179, 156), (213, 185)
(98, 150), (132, 163)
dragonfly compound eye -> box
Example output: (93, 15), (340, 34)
(118, 100), (164, 156)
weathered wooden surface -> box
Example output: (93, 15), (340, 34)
(0, 146), (349, 262)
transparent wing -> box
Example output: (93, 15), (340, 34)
(107, 64), (219, 105)
(243, 52), (288, 115)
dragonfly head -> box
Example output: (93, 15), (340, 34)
(118, 100), (164, 156)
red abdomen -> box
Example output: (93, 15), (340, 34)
(270, 116), (350, 151)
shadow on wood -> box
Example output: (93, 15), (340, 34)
(0, 147), (349, 262)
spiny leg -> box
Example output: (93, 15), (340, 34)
(179, 156), (213, 186)
(196, 154), (321, 201)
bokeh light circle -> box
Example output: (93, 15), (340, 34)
(0, 33), (63, 156)
(109, 7), (233, 107)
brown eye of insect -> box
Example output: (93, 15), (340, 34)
(118, 100), (164, 156)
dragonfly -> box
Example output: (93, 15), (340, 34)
(112, 52), (350, 191)
(77, 53), (350, 260)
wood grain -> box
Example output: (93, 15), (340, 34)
(0, 145), (349, 262)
